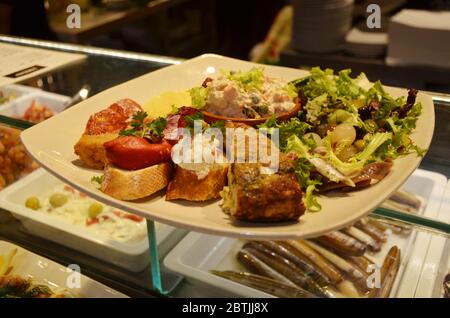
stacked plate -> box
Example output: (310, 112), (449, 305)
(345, 27), (388, 58)
(292, 0), (354, 53)
(386, 9), (450, 68)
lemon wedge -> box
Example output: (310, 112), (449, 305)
(143, 91), (191, 118)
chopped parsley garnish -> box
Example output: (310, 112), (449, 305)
(119, 111), (148, 137)
(91, 175), (104, 185)
(210, 120), (226, 133)
(119, 111), (167, 142)
(146, 117), (167, 138)
(184, 112), (204, 133)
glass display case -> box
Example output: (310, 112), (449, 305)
(0, 35), (448, 298)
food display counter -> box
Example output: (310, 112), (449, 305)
(0, 35), (448, 299)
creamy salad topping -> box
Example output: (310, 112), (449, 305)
(191, 68), (297, 119)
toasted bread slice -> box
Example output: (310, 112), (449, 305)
(101, 162), (172, 200)
(166, 164), (228, 201)
(74, 133), (118, 169)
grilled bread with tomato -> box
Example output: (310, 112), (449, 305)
(74, 98), (143, 169)
(100, 135), (173, 200)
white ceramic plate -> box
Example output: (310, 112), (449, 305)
(20, 54), (434, 239)
(415, 179), (450, 297)
(0, 240), (127, 298)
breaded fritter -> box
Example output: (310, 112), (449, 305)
(221, 159), (305, 222)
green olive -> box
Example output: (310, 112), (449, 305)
(25, 197), (41, 210)
(88, 202), (103, 219)
(49, 193), (68, 208)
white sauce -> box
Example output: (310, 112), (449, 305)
(34, 184), (152, 243)
(172, 134), (224, 179)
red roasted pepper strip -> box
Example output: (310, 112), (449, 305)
(104, 136), (172, 170)
(113, 211), (144, 222)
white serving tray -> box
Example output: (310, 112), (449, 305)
(0, 240), (127, 298)
(0, 168), (187, 272)
(415, 179), (450, 298)
(0, 84), (40, 105)
(0, 90), (70, 118)
(164, 169), (447, 298)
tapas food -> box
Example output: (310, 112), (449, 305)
(21, 100), (54, 123)
(211, 271), (317, 298)
(74, 98), (143, 169)
(444, 273), (450, 298)
(0, 126), (39, 190)
(74, 67), (425, 224)
(0, 99), (57, 190)
(221, 158), (305, 222)
(196, 68), (301, 125)
(197, 68), (298, 119)
(213, 217), (404, 298)
(0, 248), (71, 298)
(23, 183), (147, 243)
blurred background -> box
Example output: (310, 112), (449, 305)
(0, 0), (449, 91)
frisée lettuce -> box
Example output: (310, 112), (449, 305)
(261, 67), (426, 211)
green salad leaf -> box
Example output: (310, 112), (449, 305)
(281, 67), (425, 211)
(189, 86), (208, 108)
(296, 67), (424, 160)
(258, 115), (311, 150)
(223, 67), (265, 91)
(296, 158), (322, 212)
(354, 132), (392, 161)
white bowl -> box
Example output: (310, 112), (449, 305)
(0, 240), (127, 298)
(0, 90), (70, 118)
(0, 84), (40, 106)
